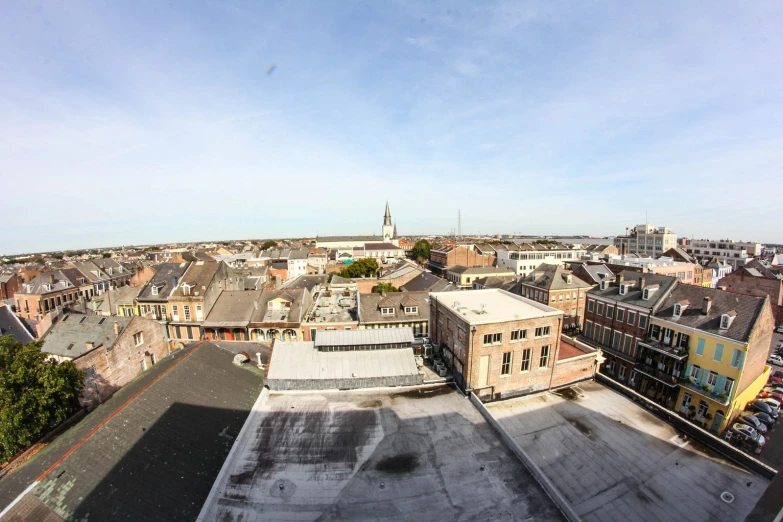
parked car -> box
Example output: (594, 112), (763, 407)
(762, 397), (781, 412)
(776, 325), (783, 333)
(769, 375), (783, 385)
(755, 411), (776, 428)
(759, 390), (783, 402)
(738, 412), (768, 433)
(725, 423), (766, 455)
(768, 355), (783, 366)
(773, 370), (783, 379)
(749, 399), (780, 419)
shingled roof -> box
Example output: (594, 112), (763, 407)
(654, 285), (769, 343)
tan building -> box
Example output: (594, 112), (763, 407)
(515, 265), (592, 331)
(430, 289), (597, 400)
(166, 261), (227, 345)
(429, 245), (494, 276)
(14, 269), (84, 321)
(614, 224), (678, 257)
(446, 265), (516, 288)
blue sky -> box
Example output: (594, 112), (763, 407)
(2, 1), (782, 253)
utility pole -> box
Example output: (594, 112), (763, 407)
(458, 209), (462, 237)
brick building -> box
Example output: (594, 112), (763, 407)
(136, 262), (191, 321)
(515, 265), (592, 332)
(718, 260), (783, 324)
(0, 273), (22, 300)
(581, 272), (677, 387)
(430, 289), (596, 400)
(166, 261), (227, 345)
(428, 245), (494, 277)
(14, 270), (84, 321)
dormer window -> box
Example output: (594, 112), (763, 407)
(381, 307), (395, 315)
(600, 280), (608, 290)
(182, 284), (191, 296)
(642, 285), (659, 301)
(151, 285), (158, 296)
(673, 301), (689, 318)
(404, 306), (418, 314)
(107, 267), (113, 275)
(643, 289), (649, 300)
(720, 311), (737, 330)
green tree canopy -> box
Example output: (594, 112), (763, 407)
(338, 258), (379, 278)
(409, 239), (431, 263)
(0, 337), (84, 462)
(260, 240), (278, 250)
(371, 282), (398, 293)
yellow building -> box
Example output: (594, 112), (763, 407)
(648, 286), (774, 434)
(446, 265), (516, 288)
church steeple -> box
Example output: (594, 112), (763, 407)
(393, 222), (398, 238)
(384, 201), (392, 226)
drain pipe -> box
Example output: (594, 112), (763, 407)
(464, 326), (477, 395)
(548, 316), (563, 391)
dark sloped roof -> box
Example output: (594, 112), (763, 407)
(400, 272), (450, 292)
(202, 290), (262, 327)
(520, 264), (592, 291)
(0, 305), (34, 343)
(42, 315), (132, 357)
(587, 271), (677, 310)
(137, 262), (191, 301)
(653, 285), (768, 342)
(169, 261), (220, 298)
(358, 291), (430, 323)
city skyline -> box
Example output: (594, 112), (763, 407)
(2, 1), (783, 253)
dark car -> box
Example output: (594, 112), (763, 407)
(725, 423), (766, 455)
(738, 412), (768, 433)
(755, 411), (776, 428)
(749, 399), (780, 420)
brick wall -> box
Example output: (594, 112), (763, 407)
(719, 273), (783, 324)
(430, 246), (494, 270)
(737, 297), (775, 395)
(301, 322), (358, 341)
(74, 317), (169, 408)
(0, 274), (21, 300)
(551, 353), (596, 388)
(583, 296), (651, 358)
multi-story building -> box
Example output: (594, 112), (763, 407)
(446, 265), (516, 288)
(613, 224), (677, 257)
(515, 265), (592, 331)
(428, 245), (494, 277)
(307, 248), (328, 273)
(245, 287), (314, 342)
(429, 289), (596, 400)
(357, 291), (430, 336)
(0, 273), (22, 300)
(569, 262), (613, 286)
(14, 270), (83, 321)
(166, 261), (227, 345)
(494, 242), (586, 278)
(601, 255), (699, 285)
(136, 262), (191, 321)
(649, 285), (774, 433)
(718, 260), (783, 324)
(703, 258), (733, 288)
(685, 239), (762, 269)
(301, 285), (359, 341)
(582, 272), (678, 387)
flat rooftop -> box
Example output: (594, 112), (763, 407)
(485, 381), (767, 522)
(198, 385), (565, 521)
(305, 288), (357, 323)
(430, 288), (562, 325)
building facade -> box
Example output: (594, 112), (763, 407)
(718, 260), (783, 324)
(613, 224), (677, 257)
(684, 239), (762, 269)
(515, 265), (592, 331)
(357, 291), (429, 336)
(445, 265), (516, 288)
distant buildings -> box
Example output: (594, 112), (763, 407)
(718, 260), (783, 324)
(428, 245), (494, 276)
(316, 202), (401, 249)
(684, 238), (762, 269)
(446, 265), (516, 288)
(613, 224), (677, 257)
(357, 291), (430, 336)
(493, 242), (586, 278)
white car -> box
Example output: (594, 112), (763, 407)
(768, 355), (783, 366)
(762, 397), (781, 412)
(776, 326), (783, 333)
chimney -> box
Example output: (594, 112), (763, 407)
(49, 273), (55, 284)
(615, 273), (623, 285)
(85, 341), (94, 350)
(639, 277), (646, 290)
(113, 321), (120, 335)
(702, 297), (712, 315)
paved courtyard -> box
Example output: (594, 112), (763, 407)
(486, 381), (768, 522)
(199, 384), (565, 521)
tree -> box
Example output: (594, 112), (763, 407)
(260, 240), (278, 250)
(32, 257), (44, 264)
(102, 253), (111, 258)
(338, 258), (379, 278)
(408, 239), (431, 264)
(371, 282), (398, 293)
(0, 337), (84, 462)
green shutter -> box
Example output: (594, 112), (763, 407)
(685, 363), (693, 379)
(714, 344), (724, 362)
(738, 350), (746, 369)
(696, 338), (705, 355)
(715, 375), (726, 395)
(699, 368), (708, 386)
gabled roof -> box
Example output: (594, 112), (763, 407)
(202, 290), (262, 328)
(400, 272), (452, 292)
(654, 285), (768, 343)
(571, 262), (614, 284)
(70, 261), (111, 283)
(41, 315), (132, 358)
(17, 269), (82, 295)
(137, 262), (191, 301)
(587, 271), (677, 310)
(358, 292), (430, 324)
(520, 264), (592, 291)
(0, 304), (34, 343)
(169, 261), (221, 299)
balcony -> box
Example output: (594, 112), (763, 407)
(634, 362), (679, 387)
(679, 378), (730, 406)
(638, 338), (688, 360)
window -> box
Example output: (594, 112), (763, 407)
(196, 305), (203, 321)
(618, 364), (627, 380)
(520, 348), (532, 372)
(612, 331), (621, 350)
(511, 329), (527, 342)
(695, 338), (705, 355)
(551, 295), (556, 303)
(404, 306), (418, 314)
(381, 307), (395, 315)
(585, 321), (593, 338)
(616, 308), (624, 322)
(602, 327), (612, 346)
(483, 333), (502, 345)
(501, 352), (512, 376)
(133, 332), (143, 346)
(539, 345), (550, 368)
(151, 285), (158, 296)
(534, 326), (551, 338)
(182, 284), (191, 296)
(707, 372), (717, 387)
(714, 343), (724, 362)
(596, 302), (604, 316)
(651, 324), (661, 340)
(638, 315), (647, 330)
(690, 364), (700, 380)
(606, 305), (614, 319)
(724, 378), (734, 396)
(558, 294), (563, 302)
(730, 349), (744, 369)
(623, 334), (633, 352)
(184, 305), (191, 321)
(587, 299), (594, 312)
(174, 325), (182, 339)
(172, 305), (179, 320)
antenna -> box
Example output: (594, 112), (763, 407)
(458, 209), (462, 237)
